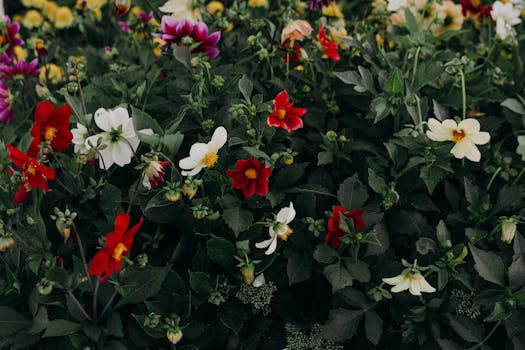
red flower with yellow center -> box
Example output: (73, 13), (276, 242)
(226, 156), (272, 198)
(28, 101), (73, 157)
(267, 90), (307, 132)
(88, 213), (144, 283)
(7, 144), (56, 204)
(318, 25), (340, 62)
(324, 205), (365, 248)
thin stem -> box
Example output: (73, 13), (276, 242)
(465, 321), (501, 350)
(416, 95), (423, 134)
(512, 167), (525, 186)
(486, 167), (502, 191)
(75, 73), (87, 115)
(92, 278), (100, 320)
(72, 223), (93, 290)
(411, 46), (420, 85)
(127, 174), (144, 213)
(66, 289), (93, 322)
(54, 177), (76, 196)
(99, 290), (118, 320)
(459, 69), (466, 120)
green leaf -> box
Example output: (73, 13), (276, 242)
(189, 271), (212, 296)
(131, 105), (162, 135)
(420, 165), (446, 194)
(242, 146), (272, 163)
(484, 302), (512, 322)
(365, 310), (383, 345)
(218, 301), (246, 335)
(371, 96), (390, 123)
(468, 243), (506, 286)
(106, 313), (123, 338)
(323, 262), (353, 293)
(172, 45), (191, 70)
(115, 265), (171, 308)
(313, 244), (338, 264)
(42, 320), (81, 338)
(344, 259), (371, 283)
(238, 75), (253, 100)
(509, 233), (525, 288)
(29, 307), (49, 335)
(273, 163), (309, 189)
(206, 235), (236, 267)
(287, 254), (312, 286)
(502, 98), (525, 115)
(162, 132), (184, 159)
(321, 308), (365, 342)
(144, 190), (181, 224)
(404, 8), (419, 33)
(367, 169), (387, 194)
(447, 315), (484, 343)
(0, 306), (31, 338)
(223, 207), (254, 237)
(384, 68), (404, 95)
(100, 183), (122, 222)
(337, 174), (369, 209)
(334, 67), (376, 94)
(317, 151), (334, 165)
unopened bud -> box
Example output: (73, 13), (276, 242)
(0, 235), (15, 252)
(114, 0), (131, 16)
(166, 328), (183, 344)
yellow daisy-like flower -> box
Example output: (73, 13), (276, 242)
(22, 10), (44, 28)
(322, 2), (344, 17)
(13, 46), (28, 62)
(434, 0), (464, 35)
(248, 0), (269, 7)
(54, 6), (75, 29)
(22, 0), (47, 8)
(39, 64), (64, 84)
(42, 1), (59, 20)
(207, 1), (224, 14)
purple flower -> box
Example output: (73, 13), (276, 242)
(0, 81), (14, 123)
(158, 16), (221, 59)
(139, 11), (154, 23)
(309, 0), (334, 10)
(0, 16), (25, 64)
(118, 21), (131, 33)
(0, 59), (41, 80)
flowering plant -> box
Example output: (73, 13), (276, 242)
(2, 0), (525, 349)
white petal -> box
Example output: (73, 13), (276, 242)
(451, 140), (481, 162)
(426, 118), (453, 142)
(390, 276), (411, 293)
(94, 108), (112, 131)
(458, 118), (480, 133)
(181, 164), (203, 177)
(418, 276), (436, 293)
(382, 274), (404, 285)
(277, 202), (296, 224)
(98, 147), (114, 170)
(208, 126), (227, 153)
(252, 274), (266, 288)
(127, 136), (140, 152)
(189, 142), (209, 158)
(111, 141), (134, 167)
(264, 236), (278, 255)
(179, 156), (201, 170)
(85, 134), (106, 149)
(467, 131), (490, 145)
(408, 279), (421, 296)
(442, 119), (459, 130)
(111, 107), (131, 126)
(255, 237), (274, 249)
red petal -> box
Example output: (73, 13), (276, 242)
(7, 144), (28, 168)
(122, 216), (144, 248)
(284, 116), (303, 132)
(88, 250), (110, 276)
(273, 90), (289, 109)
(288, 107), (307, 118)
(38, 164), (56, 180)
(254, 178), (268, 196)
(34, 101), (55, 123)
(13, 185), (28, 205)
(267, 115), (288, 131)
(51, 104), (72, 130)
(51, 130), (73, 152)
(242, 180), (257, 198)
(27, 138), (41, 158)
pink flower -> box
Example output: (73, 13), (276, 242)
(0, 81), (14, 123)
(0, 16), (24, 64)
(0, 59), (41, 80)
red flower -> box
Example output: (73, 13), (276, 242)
(318, 25), (340, 62)
(280, 41), (307, 64)
(267, 90), (307, 132)
(226, 156), (272, 198)
(461, 0), (492, 19)
(28, 101), (73, 157)
(8, 144), (56, 203)
(88, 213), (144, 283)
(324, 206), (365, 248)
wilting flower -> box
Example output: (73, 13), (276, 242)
(267, 90), (307, 132)
(318, 24), (340, 62)
(426, 118), (491, 162)
(85, 107), (152, 169)
(434, 0), (464, 35)
(157, 17), (221, 59)
(88, 213), (144, 283)
(281, 20), (313, 46)
(226, 156), (272, 198)
(325, 206), (365, 248)
(280, 42), (308, 64)
(7, 144), (56, 204)
(491, 1), (521, 40)
(461, 0), (492, 20)
(114, 0), (131, 16)
(309, 0), (334, 10)
(0, 81), (14, 123)
(0, 58), (41, 80)
(383, 262), (436, 296)
(28, 102), (73, 156)
(256, 203), (296, 255)
(499, 216), (519, 244)
(54, 6), (75, 29)
(71, 123), (91, 154)
(179, 126), (227, 176)
(159, 0), (202, 22)
(142, 160), (169, 190)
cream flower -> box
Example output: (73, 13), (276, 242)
(383, 271), (436, 296)
(426, 118), (490, 162)
(85, 107), (152, 169)
(387, 0), (407, 12)
(252, 273), (266, 288)
(159, 0), (201, 22)
(500, 216), (519, 244)
(281, 20), (313, 45)
(71, 123), (90, 154)
(178, 126), (227, 177)
(434, 0), (464, 36)
(256, 203), (296, 255)
(491, 1), (521, 40)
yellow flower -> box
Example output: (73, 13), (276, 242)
(248, 0), (269, 7)
(13, 46), (28, 62)
(22, 0), (47, 8)
(130, 6), (144, 17)
(39, 64), (64, 84)
(69, 55), (85, 63)
(207, 1), (224, 14)
(43, 1), (59, 20)
(434, 0), (464, 35)
(54, 6), (75, 29)
(322, 2), (344, 17)
(23, 10), (44, 28)
(152, 37), (166, 58)
(328, 19), (351, 48)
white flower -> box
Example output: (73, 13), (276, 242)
(178, 126), (227, 177)
(85, 107), (152, 169)
(426, 118), (490, 162)
(256, 203), (296, 255)
(491, 1), (521, 40)
(516, 135), (525, 160)
(159, 0), (201, 22)
(382, 271), (436, 296)
(387, 0), (408, 12)
(71, 123), (90, 154)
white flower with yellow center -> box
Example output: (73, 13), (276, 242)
(382, 270), (436, 296)
(256, 203), (296, 255)
(179, 126), (227, 177)
(426, 118), (490, 162)
(491, 1), (521, 40)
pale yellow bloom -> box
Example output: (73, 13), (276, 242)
(54, 6), (75, 29)
(248, 0), (269, 7)
(42, 1), (59, 20)
(434, 0), (464, 35)
(39, 64), (64, 84)
(281, 19), (313, 45)
(13, 46), (28, 62)
(22, 0), (47, 8)
(322, 2), (344, 17)
(207, 1), (224, 14)
(383, 271), (436, 296)
(23, 10), (44, 29)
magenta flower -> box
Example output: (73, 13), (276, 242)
(0, 81), (14, 123)
(139, 11), (154, 23)
(0, 59), (41, 80)
(157, 16), (221, 59)
(118, 21), (131, 33)
(309, 0), (334, 10)
(0, 16), (24, 64)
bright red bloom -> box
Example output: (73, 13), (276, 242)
(318, 25), (340, 62)
(324, 206), (365, 248)
(226, 156), (272, 198)
(461, 0), (492, 19)
(28, 101), (73, 157)
(88, 213), (144, 283)
(267, 90), (307, 132)
(8, 144), (56, 200)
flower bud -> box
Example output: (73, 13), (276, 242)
(37, 278), (54, 296)
(166, 328), (183, 344)
(500, 216), (519, 244)
(282, 153), (294, 165)
(241, 264), (255, 285)
(35, 84), (51, 99)
(144, 312), (161, 328)
(165, 190), (181, 202)
(182, 184), (198, 199)
(114, 0), (131, 17)
(0, 235), (15, 252)
(137, 253), (148, 268)
(325, 130), (338, 142)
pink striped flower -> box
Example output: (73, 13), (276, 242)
(0, 59), (41, 80)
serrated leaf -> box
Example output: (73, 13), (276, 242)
(447, 314), (484, 343)
(106, 313), (123, 338)
(509, 233), (525, 288)
(223, 207), (254, 237)
(115, 265), (171, 308)
(218, 302), (246, 335)
(320, 308), (365, 342)
(468, 243), (505, 286)
(162, 133), (184, 159)
(337, 174), (369, 209)
(238, 75), (253, 100)
(206, 235), (236, 267)
(384, 68), (404, 95)
(420, 164), (446, 194)
(484, 301), (512, 322)
(287, 254), (312, 286)
(323, 262), (353, 293)
(42, 320), (81, 338)
(365, 311), (383, 345)
(188, 271), (212, 296)
(313, 244), (338, 264)
(0, 307), (31, 338)
(367, 168), (387, 194)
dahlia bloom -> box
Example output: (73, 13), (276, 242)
(142, 160), (169, 190)
(0, 16), (24, 64)
(179, 126), (227, 176)
(267, 90), (307, 132)
(256, 203), (296, 255)
(0, 81), (14, 123)
(309, 0), (334, 10)
(226, 156), (272, 198)
(318, 24), (340, 62)
(281, 20), (313, 46)
(324, 206), (365, 248)
(28, 102), (73, 157)
(461, 0), (492, 19)
(0, 58), (41, 80)
(491, 1), (521, 40)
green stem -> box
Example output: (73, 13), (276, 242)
(465, 321), (501, 350)
(459, 69), (466, 120)
(512, 167), (525, 186)
(486, 167), (502, 191)
(99, 290), (118, 320)
(411, 47), (420, 85)
(72, 223), (94, 291)
(92, 278), (100, 320)
(66, 289), (93, 322)
(416, 95), (423, 134)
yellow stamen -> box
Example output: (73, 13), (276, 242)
(453, 130), (465, 143)
(277, 108), (287, 120)
(244, 168), (258, 180)
(278, 227), (293, 241)
(43, 126), (58, 141)
(112, 242), (128, 262)
(203, 153), (219, 168)
(24, 162), (38, 176)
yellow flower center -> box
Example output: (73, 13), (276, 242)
(203, 152), (219, 168)
(0, 34), (5, 45)
(278, 226), (293, 241)
(112, 242), (128, 262)
(43, 126), (58, 141)
(244, 168), (258, 180)
(24, 161), (38, 176)
(453, 130), (465, 142)
(277, 108), (287, 120)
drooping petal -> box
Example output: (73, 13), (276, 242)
(408, 278), (422, 296)
(209, 126), (227, 152)
(382, 275), (404, 285)
(111, 141), (134, 167)
(88, 250), (111, 276)
(277, 203), (296, 224)
(390, 276), (411, 293)
(418, 275), (436, 293)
